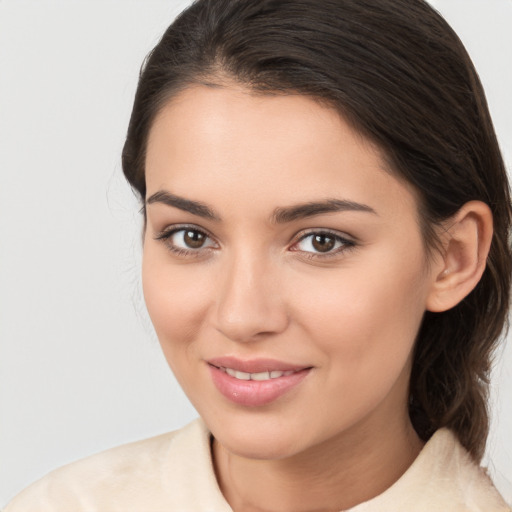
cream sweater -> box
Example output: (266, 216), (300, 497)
(4, 419), (510, 512)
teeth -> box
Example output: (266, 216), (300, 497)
(222, 367), (296, 381)
(251, 371), (271, 381)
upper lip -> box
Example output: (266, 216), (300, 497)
(207, 356), (311, 374)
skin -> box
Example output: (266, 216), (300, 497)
(141, 85), (461, 511)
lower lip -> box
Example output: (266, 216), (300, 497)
(208, 365), (311, 407)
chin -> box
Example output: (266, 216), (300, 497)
(216, 428), (301, 461)
(204, 409), (313, 460)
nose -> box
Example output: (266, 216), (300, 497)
(213, 252), (289, 343)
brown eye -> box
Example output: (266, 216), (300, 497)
(292, 231), (354, 256)
(311, 234), (335, 253)
(183, 229), (206, 249)
(156, 227), (217, 254)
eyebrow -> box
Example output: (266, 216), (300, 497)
(272, 199), (377, 223)
(145, 190), (376, 223)
(146, 190), (220, 220)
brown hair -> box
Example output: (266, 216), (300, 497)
(122, 0), (511, 461)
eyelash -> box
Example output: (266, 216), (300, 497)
(154, 225), (356, 260)
(292, 229), (356, 260)
(154, 225), (216, 258)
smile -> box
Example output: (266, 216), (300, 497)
(207, 357), (312, 407)
(218, 367), (298, 381)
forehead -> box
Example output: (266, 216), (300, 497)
(145, 85), (419, 221)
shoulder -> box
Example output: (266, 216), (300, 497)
(349, 428), (511, 512)
(3, 418), (230, 512)
(420, 429), (510, 511)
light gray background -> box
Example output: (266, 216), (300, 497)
(1, 0), (511, 506)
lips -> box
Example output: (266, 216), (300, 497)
(207, 356), (312, 407)
(207, 356), (307, 374)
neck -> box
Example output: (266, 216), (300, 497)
(212, 409), (423, 512)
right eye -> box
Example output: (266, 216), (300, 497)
(155, 226), (218, 255)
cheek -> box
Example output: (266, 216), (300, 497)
(141, 247), (212, 361)
(291, 250), (429, 378)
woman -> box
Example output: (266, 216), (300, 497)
(4, 0), (511, 510)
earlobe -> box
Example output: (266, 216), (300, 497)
(426, 201), (493, 313)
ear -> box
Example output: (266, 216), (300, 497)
(426, 201), (493, 313)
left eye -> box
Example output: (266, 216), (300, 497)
(293, 232), (351, 254)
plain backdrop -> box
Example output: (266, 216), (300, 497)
(1, 0), (511, 506)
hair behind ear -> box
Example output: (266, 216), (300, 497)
(410, 201), (506, 461)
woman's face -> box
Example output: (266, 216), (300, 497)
(143, 85), (438, 460)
